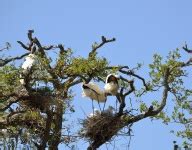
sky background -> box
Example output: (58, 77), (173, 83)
(1, 0), (192, 150)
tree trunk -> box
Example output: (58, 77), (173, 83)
(38, 111), (53, 150)
(49, 99), (64, 150)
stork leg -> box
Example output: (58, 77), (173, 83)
(97, 101), (102, 112)
(115, 98), (118, 112)
(91, 99), (94, 115)
(103, 100), (106, 111)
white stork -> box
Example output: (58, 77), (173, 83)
(82, 82), (107, 112)
(20, 54), (37, 85)
(22, 54), (37, 71)
(104, 74), (119, 95)
(82, 82), (106, 102)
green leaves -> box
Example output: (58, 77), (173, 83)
(0, 65), (20, 93)
(65, 55), (108, 77)
(152, 111), (171, 125)
(149, 53), (165, 86)
(139, 102), (148, 113)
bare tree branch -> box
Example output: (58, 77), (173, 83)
(119, 69), (149, 90)
(0, 52), (29, 67)
(28, 30), (34, 41)
(123, 80), (135, 97)
(17, 41), (31, 51)
(0, 42), (11, 52)
(183, 43), (192, 53)
(89, 36), (116, 57)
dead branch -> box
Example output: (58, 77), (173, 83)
(0, 52), (29, 67)
(183, 43), (192, 53)
(119, 68), (149, 90)
(88, 36), (116, 57)
(0, 42), (11, 52)
(17, 41), (31, 51)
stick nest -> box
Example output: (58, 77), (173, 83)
(79, 108), (123, 142)
(17, 86), (54, 112)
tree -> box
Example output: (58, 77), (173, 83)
(0, 30), (191, 150)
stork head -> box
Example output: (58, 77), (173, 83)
(106, 74), (119, 84)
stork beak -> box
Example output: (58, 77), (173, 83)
(82, 84), (89, 89)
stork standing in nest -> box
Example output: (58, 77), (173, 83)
(104, 74), (119, 111)
(104, 74), (119, 95)
(82, 82), (107, 113)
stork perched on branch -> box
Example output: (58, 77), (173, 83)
(20, 53), (37, 85)
(22, 54), (37, 72)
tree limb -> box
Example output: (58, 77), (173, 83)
(88, 36), (116, 57)
(183, 43), (192, 53)
(0, 52), (29, 66)
(119, 69), (149, 90)
(17, 41), (31, 51)
(124, 68), (170, 125)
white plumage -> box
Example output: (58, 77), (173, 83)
(19, 78), (25, 85)
(103, 106), (115, 115)
(82, 82), (106, 102)
(22, 54), (37, 71)
(1, 129), (7, 134)
(104, 74), (119, 95)
(88, 108), (100, 118)
(20, 54), (37, 85)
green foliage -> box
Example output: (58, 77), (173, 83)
(0, 65), (20, 93)
(65, 55), (108, 77)
(1, 38), (192, 148)
(139, 102), (148, 113)
(54, 48), (73, 76)
(148, 49), (192, 143)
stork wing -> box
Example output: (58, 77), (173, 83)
(83, 83), (102, 95)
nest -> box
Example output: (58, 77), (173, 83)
(79, 108), (123, 143)
(16, 86), (55, 113)
(22, 94), (53, 112)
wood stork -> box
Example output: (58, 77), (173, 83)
(104, 74), (119, 95)
(82, 82), (107, 112)
(22, 54), (37, 72)
(20, 54), (37, 85)
(104, 74), (120, 112)
(82, 82), (106, 102)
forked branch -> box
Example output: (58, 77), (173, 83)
(89, 36), (116, 57)
(183, 43), (192, 53)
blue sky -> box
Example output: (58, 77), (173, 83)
(1, 0), (192, 149)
